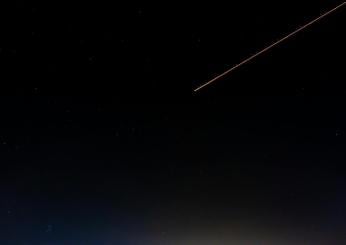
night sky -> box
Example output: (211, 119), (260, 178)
(1, 1), (346, 244)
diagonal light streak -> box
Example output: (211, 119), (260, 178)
(194, 2), (346, 92)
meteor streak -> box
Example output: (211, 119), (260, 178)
(194, 2), (346, 92)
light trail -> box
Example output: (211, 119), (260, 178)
(194, 2), (346, 92)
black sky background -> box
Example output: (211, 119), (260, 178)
(1, 1), (346, 244)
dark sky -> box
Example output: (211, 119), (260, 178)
(1, 1), (346, 244)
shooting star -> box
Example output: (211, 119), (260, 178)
(194, 2), (346, 92)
